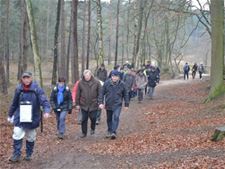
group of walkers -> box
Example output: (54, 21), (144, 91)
(183, 62), (205, 80)
(7, 60), (160, 163)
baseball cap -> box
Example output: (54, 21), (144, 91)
(22, 71), (32, 78)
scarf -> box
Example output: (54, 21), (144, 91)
(57, 85), (65, 106)
(23, 84), (31, 92)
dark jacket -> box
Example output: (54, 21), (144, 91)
(97, 68), (107, 82)
(8, 81), (51, 129)
(76, 77), (101, 112)
(123, 73), (135, 91)
(99, 79), (129, 111)
(147, 70), (159, 88)
(50, 84), (72, 112)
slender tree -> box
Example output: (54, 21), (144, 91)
(4, 0), (10, 84)
(0, 0), (7, 94)
(81, 0), (87, 73)
(59, 0), (66, 78)
(86, 0), (91, 69)
(108, 0), (112, 65)
(132, 0), (145, 68)
(96, 0), (104, 66)
(71, 0), (79, 83)
(52, 0), (61, 85)
(126, 0), (131, 61)
(25, 0), (43, 87)
(114, 0), (120, 67)
(18, 0), (29, 79)
(207, 0), (225, 100)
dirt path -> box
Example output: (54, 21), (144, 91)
(4, 77), (225, 169)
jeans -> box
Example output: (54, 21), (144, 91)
(55, 111), (67, 135)
(199, 72), (203, 79)
(81, 109), (97, 135)
(106, 107), (122, 134)
(184, 72), (189, 80)
(148, 87), (155, 98)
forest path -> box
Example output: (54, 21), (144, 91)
(5, 76), (225, 169)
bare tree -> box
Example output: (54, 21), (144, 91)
(86, 0), (91, 69)
(132, 0), (145, 68)
(81, 0), (87, 73)
(107, 0), (112, 65)
(4, 0), (10, 84)
(25, 0), (43, 87)
(58, 0), (66, 78)
(18, 0), (29, 79)
(114, 0), (120, 67)
(126, 0), (131, 61)
(0, 0), (7, 94)
(52, 0), (61, 85)
(71, 0), (79, 83)
(96, 0), (104, 66)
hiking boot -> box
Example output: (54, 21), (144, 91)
(90, 130), (95, 135)
(96, 120), (100, 125)
(58, 133), (64, 139)
(80, 133), (87, 138)
(105, 132), (111, 138)
(24, 155), (32, 161)
(111, 133), (117, 140)
(9, 155), (21, 163)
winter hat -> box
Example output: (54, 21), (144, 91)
(111, 70), (120, 77)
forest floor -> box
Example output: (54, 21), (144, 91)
(2, 76), (225, 169)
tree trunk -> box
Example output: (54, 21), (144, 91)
(126, 0), (131, 61)
(207, 0), (225, 101)
(71, 0), (79, 83)
(96, 0), (104, 66)
(132, 0), (144, 68)
(0, 59), (7, 94)
(114, 0), (120, 67)
(66, 13), (72, 82)
(52, 0), (61, 85)
(18, 0), (29, 79)
(81, 0), (87, 73)
(45, 0), (50, 57)
(4, 0), (10, 84)
(0, 0), (7, 94)
(86, 0), (91, 69)
(25, 0), (43, 87)
(108, 0), (112, 65)
(59, 0), (66, 78)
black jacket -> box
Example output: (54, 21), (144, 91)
(97, 68), (107, 82)
(99, 79), (129, 111)
(50, 85), (72, 112)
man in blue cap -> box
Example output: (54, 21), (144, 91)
(99, 70), (129, 139)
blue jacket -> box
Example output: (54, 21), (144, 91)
(99, 79), (129, 111)
(8, 81), (51, 129)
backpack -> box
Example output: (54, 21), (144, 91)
(184, 65), (189, 72)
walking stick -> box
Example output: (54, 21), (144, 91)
(40, 109), (43, 133)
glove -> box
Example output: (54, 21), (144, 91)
(68, 109), (72, 114)
(7, 116), (14, 124)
